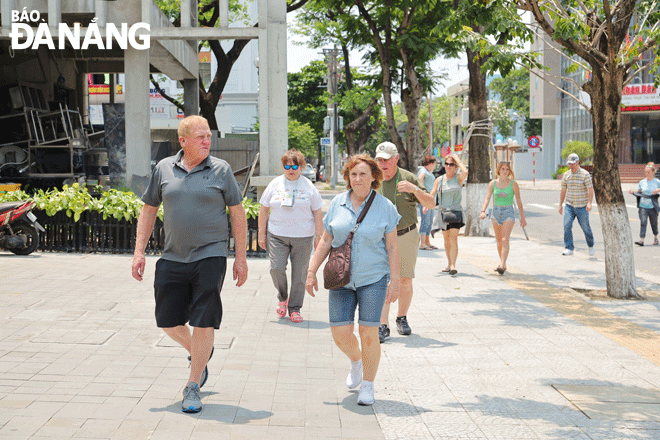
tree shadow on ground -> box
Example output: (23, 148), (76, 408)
(440, 378), (660, 439)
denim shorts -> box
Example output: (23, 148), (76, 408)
(492, 205), (515, 225)
(328, 274), (389, 327)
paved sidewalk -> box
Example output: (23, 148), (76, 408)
(2, 231), (660, 439)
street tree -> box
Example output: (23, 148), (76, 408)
(291, 2), (386, 157)
(439, 1), (534, 236)
(515, 0), (660, 299)
(153, 0), (309, 130)
(349, 0), (449, 170)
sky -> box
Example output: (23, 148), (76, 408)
(286, 27), (470, 99)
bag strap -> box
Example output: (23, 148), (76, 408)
(349, 190), (377, 235)
(356, 190), (377, 224)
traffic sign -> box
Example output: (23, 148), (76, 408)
(320, 137), (331, 146)
(528, 135), (540, 148)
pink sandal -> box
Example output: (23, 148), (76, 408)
(290, 312), (303, 323)
(276, 300), (288, 318)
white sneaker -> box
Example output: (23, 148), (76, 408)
(562, 249), (574, 256)
(588, 247), (595, 256)
(357, 380), (374, 406)
(346, 360), (363, 389)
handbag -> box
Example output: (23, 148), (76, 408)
(438, 176), (463, 224)
(323, 191), (377, 290)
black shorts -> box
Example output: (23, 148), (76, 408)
(153, 256), (227, 329)
(443, 221), (465, 231)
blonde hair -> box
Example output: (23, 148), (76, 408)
(496, 161), (515, 180)
(178, 115), (209, 139)
(646, 162), (657, 172)
(343, 154), (383, 190)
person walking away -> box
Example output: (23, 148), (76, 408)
(479, 161), (526, 274)
(258, 150), (324, 323)
(629, 162), (660, 246)
(559, 153), (595, 256)
(131, 115), (248, 414)
(305, 154), (400, 406)
(430, 154), (467, 276)
(417, 155), (438, 250)
(374, 142), (436, 343)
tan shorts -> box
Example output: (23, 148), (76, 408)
(397, 227), (420, 279)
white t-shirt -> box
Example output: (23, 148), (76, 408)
(259, 175), (323, 237)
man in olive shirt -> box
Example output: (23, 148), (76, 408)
(375, 142), (436, 342)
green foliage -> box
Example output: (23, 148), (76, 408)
(241, 197), (261, 220)
(488, 101), (515, 139)
(0, 184), (164, 222)
(288, 120), (318, 159)
(288, 60), (328, 141)
(553, 166), (569, 179)
(562, 141), (594, 164)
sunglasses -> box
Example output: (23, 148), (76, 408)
(284, 164), (299, 170)
(499, 161), (510, 165)
(445, 163), (456, 167)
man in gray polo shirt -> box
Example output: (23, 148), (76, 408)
(132, 115), (248, 413)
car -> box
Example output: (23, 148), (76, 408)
(302, 163), (317, 182)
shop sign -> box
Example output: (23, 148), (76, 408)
(621, 83), (660, 112)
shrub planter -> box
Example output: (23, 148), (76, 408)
(34, 210), (264, 257)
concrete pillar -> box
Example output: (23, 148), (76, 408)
(255, 0), (287, 179)
(183, 79), (199, 116)
(1, 0), (15, 29)
(93, 0), (107, 27)
(47, 0), (61, 29)
(124, 46), (151, 187)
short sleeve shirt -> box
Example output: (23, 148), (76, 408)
(141, 150), (242, 262)
(639, 178), (660, 209)
(562, 167), (592, 208)
(259, 175), (323, 237)
(437, 174), (463, 210)
(323, 190), (400, 288)
(378, 167), (426, 230)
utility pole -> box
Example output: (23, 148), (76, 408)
(323, 46), (341, 189)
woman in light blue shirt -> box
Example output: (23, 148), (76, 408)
(629, 162), (660, 246)
(306, 154), (400, 407)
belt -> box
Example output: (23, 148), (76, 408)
(397, 223), (417, 236)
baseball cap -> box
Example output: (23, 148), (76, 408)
(567, 153), (579, 164)
(375, 142), (398, 160)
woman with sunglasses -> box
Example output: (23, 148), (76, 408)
(258, 149), (324, 323)
(479, 161), (526, 274)
(430, 154), (467, 276)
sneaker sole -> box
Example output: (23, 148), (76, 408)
(397, 329), (411, 336)
(182, 405), (202, 413)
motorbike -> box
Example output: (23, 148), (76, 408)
(0, 200), (45, 255)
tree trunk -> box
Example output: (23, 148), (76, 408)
(400, 51), (424, 171)
(585, 68), (640, 299)
(464, 47), (491, 237)
(344, 97), (379, 155)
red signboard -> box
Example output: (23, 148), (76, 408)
(621, 104), (660, 112)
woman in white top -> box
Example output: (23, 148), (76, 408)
(258, 150), (324, 323)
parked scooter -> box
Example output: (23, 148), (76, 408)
(0, 201), (44, 255)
